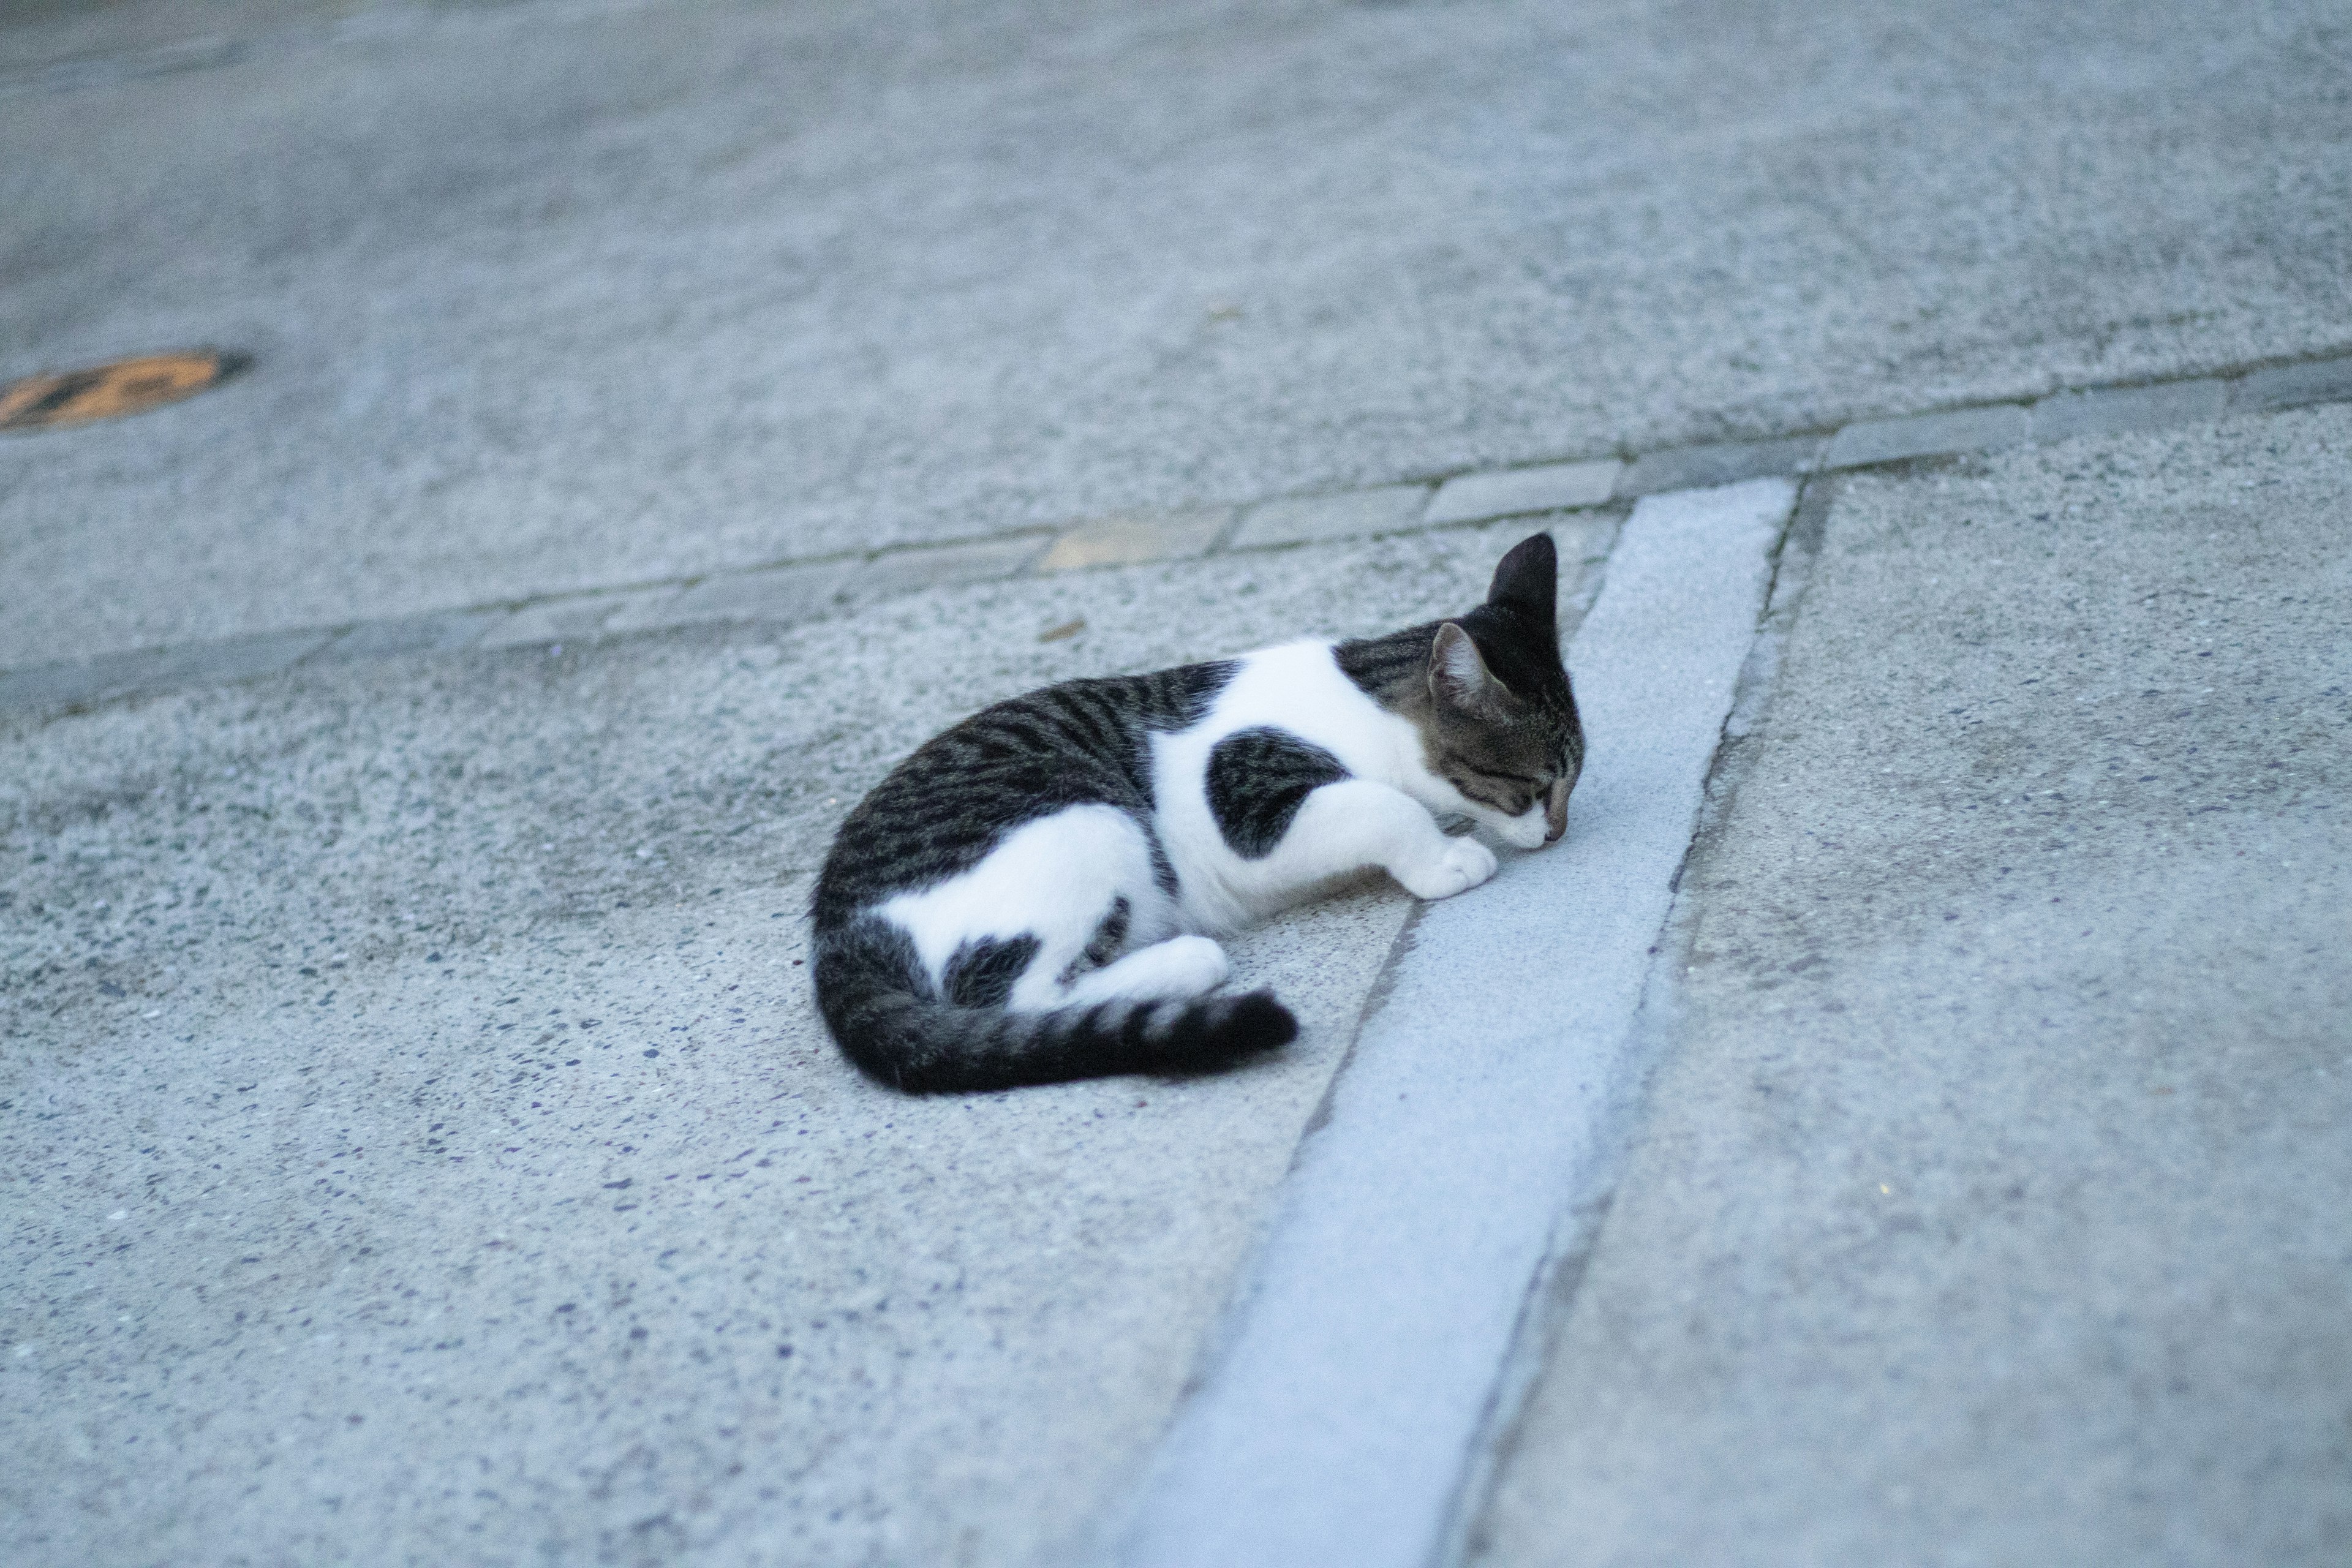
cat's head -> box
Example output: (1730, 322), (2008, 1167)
(1422, 533), (1585, 849)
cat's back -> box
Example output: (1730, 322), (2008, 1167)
(812, 657), (1238, 925)
(1153, 636), (1414, 784)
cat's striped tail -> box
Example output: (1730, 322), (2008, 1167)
(811, 916), (1297, 1093)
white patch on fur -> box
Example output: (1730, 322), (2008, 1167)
(1493, 802), (1550, 850)
(873, 640), (1542, 1004)
(1152, 640), (1516, 932)
(878, 804), (1178, 1011)
(1061, 934), (1229, 1006)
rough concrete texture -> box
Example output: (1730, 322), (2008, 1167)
(1472, 405), (2352, 1566)
(6, 0), (2352, 666)
(1, 518), (1610, 1567)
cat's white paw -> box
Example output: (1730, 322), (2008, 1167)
(1397, 837), (1498, 900)
(1151, 935), (1232, 995)
(1064, 935), (1230, 1005)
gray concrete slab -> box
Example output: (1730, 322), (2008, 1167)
(0, 0), (351, 75)
(1036, 511), (1234, 573)
(0, 648), (165, 713)
(309, 608), (504, 664)
(1114, 481), (1789, 1568)
(605, 561), (851, 635)
(7, 0), (2351, 666)
(1427, 462), (1624, 527)
(2233, 352), (2352, 415)
(1231, 484), (1434, 551)
(96, 626), (335, 689)
(2031, 376), (2227, 443)
(0, 518), (1608, 1567)
(1615, 437), (1822, 499)
(1823, 402), (2030, 469)
(479, 586), (680, 650)
(1471, 404), (2352, 1567)
(854, 533), (1046, 598)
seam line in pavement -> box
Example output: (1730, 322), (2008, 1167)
(1105, 478), (1793, 1568)
(4, 350), (2346, 718)
(1425, 472), (1838, 1566)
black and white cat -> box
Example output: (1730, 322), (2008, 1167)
(812, 532), (1584, 1092)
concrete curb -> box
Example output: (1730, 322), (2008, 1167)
(1427, 472), (1841, 1567)
(5, 350), (2347, 719)
(1106, 479), (1792, 1568)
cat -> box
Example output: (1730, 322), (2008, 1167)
(810, 532), (1584, 1093)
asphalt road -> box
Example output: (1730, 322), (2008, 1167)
(4, 1), (2349, 1564)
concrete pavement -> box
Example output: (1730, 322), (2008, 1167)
(6, 0), (2352, 1563)
(6, 0), (2351, 666)
(2, 520), (1612, 1565)
(1473, 404), (2352, 1566)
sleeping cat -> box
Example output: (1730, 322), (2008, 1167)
(812, 532), (1584, 1092)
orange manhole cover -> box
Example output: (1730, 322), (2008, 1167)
(0, 349), (245, 432)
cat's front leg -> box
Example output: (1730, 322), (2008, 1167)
(1259, 778), (1498, 903)
(1393, 831), (1498, 901)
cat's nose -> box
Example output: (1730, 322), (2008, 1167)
(1544, 778), (1570, 842)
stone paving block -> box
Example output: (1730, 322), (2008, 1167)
(1036, 509), (1233, 571)
(1616, 437), (1823, 497)
(851, 534), (1048, 600)
(1230, 484), (1433, 550)
(2231, 353), (2352, 413)
(1425, 460), (1621, 526)
(2032, 378), (2226, 443)
(0, 630), (340, 714)
(0, 649), (162, 714)
(605, 560), (856, 631)
(479, 588), (677, 650)
(1823, 403), (2030, 468)
(308, 608), (506, 663)
(126, 628), (337, 692)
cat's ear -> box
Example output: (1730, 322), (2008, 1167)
(1486, 533), (1558, 628)
(1430, 622), (1498, 710)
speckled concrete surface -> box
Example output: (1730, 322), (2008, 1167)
(10, 0), (2352, 1558)
(1471, 405), (2352, 1566)
(1, 519), (1608, 1566)
(5, 0), (2350, 665)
